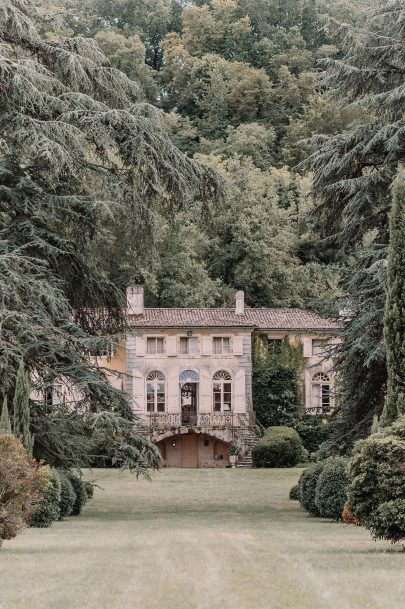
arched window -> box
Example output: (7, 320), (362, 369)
(213, 370), (232, 412)
(146, 371), (165, 413)
(311, 372), (331, 413)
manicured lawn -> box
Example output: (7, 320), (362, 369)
(1, 468), (405, 609)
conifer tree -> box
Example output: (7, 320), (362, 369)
(0, 396), (12, 436)
(304, 0), (405, 450)
(13, 360), (34, 455)
(383, 176), (405, 425)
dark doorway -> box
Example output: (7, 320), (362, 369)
(181, 382), (198, 425)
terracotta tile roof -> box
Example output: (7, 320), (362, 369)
(128, 308), (341, 331)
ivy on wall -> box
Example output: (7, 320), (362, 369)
(252, 335), (305, 428)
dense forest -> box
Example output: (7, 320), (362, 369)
(2, 0), (403, 464)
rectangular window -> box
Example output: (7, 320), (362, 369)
(146, 382), (155, 412)
(213, 337), (231, 355)
(146, 337), (165, 355)
(312, 339), (329, 356)
(180, 336), (198, 355)
(213, 382), (222, 411)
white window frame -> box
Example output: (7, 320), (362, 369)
(212, 336), (231, 356)
(312, 339), (329, 357)
(178, 335), (200, 356)
(212, 370), (233, 413)
(145, 335), (166, 357)
(145, 370), (166, 413)
(310, 372), (332, 413)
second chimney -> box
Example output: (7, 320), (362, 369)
(127, 285), (144, 315)
(235, 290), (245, 316)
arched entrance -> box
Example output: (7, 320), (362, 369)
(157, 432), (230, 468)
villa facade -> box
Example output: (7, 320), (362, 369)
(99, 286), (339, 468)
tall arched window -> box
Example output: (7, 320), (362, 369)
(213, 370), (232, 412)
(146, 371), (165, 413)
(311, 372), (331, 413)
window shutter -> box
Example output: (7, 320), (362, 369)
(202, 336), (212, 355)
(167, 373), (179, 413)
(166, 336), (177, 356)
(136, 336), (145, 357)
(302, 337), (312, 358)
(233, 336), (243, 356)
(234, 370), (246, 413)
(199, 368), (212, 413)
(132, 369), (144, 412)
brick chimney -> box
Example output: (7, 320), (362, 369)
(235, 290), (245, 315)
(127, 286), (144, 315)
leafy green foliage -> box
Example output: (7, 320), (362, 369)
(0, 396), (12, 436)
(0, 435), (41, 547)
(315, 457), (348, 520)
(289, 484), (299, 500)
(29, 467), (62, 528)
(298, 462), (325, 516)
(383, 176), (405, 425)
(66, 472), (87, 516)
(58, 472), (77, 519)
(348, 415), (405, 542)
(294, 417), (330, 454)
(12, 360), (34, 455)
(252, 336), (304, 428)
(252, 426), (303, 468)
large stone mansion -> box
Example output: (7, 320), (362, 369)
(99, 287), (340, 468)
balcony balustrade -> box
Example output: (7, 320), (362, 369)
(142, 411), (254, 430)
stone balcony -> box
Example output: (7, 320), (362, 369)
(139, 412), (256, 443)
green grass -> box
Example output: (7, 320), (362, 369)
(1, 468), (405, 609)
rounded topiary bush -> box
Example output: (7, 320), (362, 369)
(298, 461), (326, 516)
(252, 426), (303, 468)
(58, 471), (76, 519)
(29, 466), (61, 528)
(348, 417), (405, 542)
(315, 457), (349, 520)
(66, 472), (87, 516)
(289, 484), (299, 500)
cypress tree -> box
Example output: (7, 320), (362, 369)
(13, 360), (34, 455)
(0, 396), (12, 435)
(383, 177), (405, 425)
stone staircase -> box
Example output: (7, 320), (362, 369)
(235, 428), (259, 468)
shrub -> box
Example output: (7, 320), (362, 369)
(58, 471), (76, 519)
(67, 472), (88, 515)
(0, 434), (40, 547)
(84, 482), (94, 499)
(252, 426), (303, 468)
(348, 417), (405, 542)
(315, 457), (349, 520)
(294, 417), (330, 454)
(289, 484), (299, 500)
(29, 466), (61, 527)
(298, 461), (326, 516)
(341, 504), (361, 526)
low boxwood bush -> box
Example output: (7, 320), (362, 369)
(29, 466), (61, 528)
(66, 472), (87, 515)
(252, 426), (303, 468)
(315, 457), (348, 520)
(58, 471), (76, 519)
(289, 484), (299, 500)
(348, 415), (405, 542)
(298, 461), (325, 516)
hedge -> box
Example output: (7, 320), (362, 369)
(252, 426), (303, 468)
